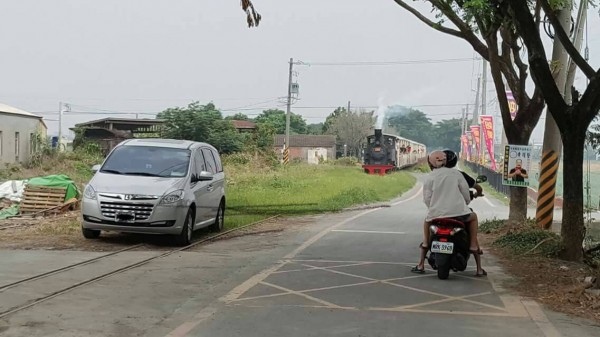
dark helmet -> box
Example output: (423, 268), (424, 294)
(443, 149), (458, 168)
(427, 150), (446, 170)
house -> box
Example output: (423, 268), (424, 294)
(273, 135), (337, 164)
(230, 120), (257, 133)
(71, 118), (165, 155)
(0, 103), (48, 165)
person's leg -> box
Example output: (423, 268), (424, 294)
(465, 213), (486, 276)
(412, 220), (430, 273)
(466, 213), (480, 252)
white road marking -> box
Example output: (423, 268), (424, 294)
(482, 196), (496, 207)
(331, 229), (406, 234)
(392, 185), (423, 206)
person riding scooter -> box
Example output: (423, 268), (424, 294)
(441, 149), (486, 277)
(412, 150), (486, 277)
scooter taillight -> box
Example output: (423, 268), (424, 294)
(437, 228), (452, 235)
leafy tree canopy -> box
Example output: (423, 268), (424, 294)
(254, 109), (308, 134)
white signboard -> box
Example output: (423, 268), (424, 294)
(502, 145), (532, 187)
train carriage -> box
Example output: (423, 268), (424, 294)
(362, 129), (426, 175)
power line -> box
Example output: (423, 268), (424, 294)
(296, 57), (479, 66)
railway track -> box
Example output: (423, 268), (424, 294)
(0, 215), (279, 319)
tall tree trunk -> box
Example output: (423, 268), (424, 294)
(509, 187), (528, 223)
(560, 130), (586, 261)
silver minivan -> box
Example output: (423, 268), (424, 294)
(81, 139), (225, 246)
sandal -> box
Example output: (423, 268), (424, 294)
(475, 269), (487, 277)
(411, 266), (425, 274)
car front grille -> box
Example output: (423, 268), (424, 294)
(100, 201), (154, 221)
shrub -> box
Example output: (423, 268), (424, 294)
(494, 227), (563, 257)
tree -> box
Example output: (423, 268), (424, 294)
(506, 0), (600, 261)
(254, 109), (308, 134)
(323, 107), (347, 134)
(327, 109), (375, 157)
(157, 102), (245, 154)
(307, 123), (325, 135)
(387, 107), (433, 146)
(431, 118), (462, 153)
(393, 0), (546, 223)
(225, 113), (251, 121)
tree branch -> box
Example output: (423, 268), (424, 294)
(508, 0), (567, 125)
(486, 31), (516, 139)
(430, 0), (490, 60)
(578, 68), (600, 127)
(540, 0), (595, 78)
(241, 0), (261, 27)
(392, 1), (464, 38)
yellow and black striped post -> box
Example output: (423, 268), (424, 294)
(283, 146), (289, 165)
(536, 150), (560, 229)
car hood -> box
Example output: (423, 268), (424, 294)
(90, 172), (186, 196)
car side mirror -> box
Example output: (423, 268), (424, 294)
(192, 171), (213, 183)
(92, 164), (101, 173)
(476, 175), (487, 183)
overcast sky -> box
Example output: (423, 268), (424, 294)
(1, 0), (598, 144)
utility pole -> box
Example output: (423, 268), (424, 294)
(284, 58), (293, 165)
(564, 0), (588, 104)
(347, 101), (351, 114)
(536, 6), (572, 229)
(480, 60), (488, 164)
(58, 102), (63, 152)
(472, 76), (481, 162)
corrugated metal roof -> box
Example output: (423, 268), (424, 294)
(0, 102), (41, 118)
(274, 135), (336, 148)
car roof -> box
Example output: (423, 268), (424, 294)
(118, 138), (213, 150)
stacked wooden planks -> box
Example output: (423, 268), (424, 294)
(20, 185), (67, 214)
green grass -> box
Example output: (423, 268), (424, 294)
(223, 163), (416, 229)
(459, 164), (510, 206)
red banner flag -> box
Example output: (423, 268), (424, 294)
(470, 125), (481, 160)
(480, 115), (497, 170)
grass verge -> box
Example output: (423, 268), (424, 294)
(459, 165), (509, 205)
(224, 161), (416, 229)
(1, 151), (417, 236)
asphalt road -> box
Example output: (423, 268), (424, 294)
(0, 180), (599, 337)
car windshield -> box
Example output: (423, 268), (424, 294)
(100, 146), (191, 178)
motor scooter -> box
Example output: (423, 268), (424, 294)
(426, 175), (487, 280)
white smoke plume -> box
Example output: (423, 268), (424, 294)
(375, 95), (387, 130)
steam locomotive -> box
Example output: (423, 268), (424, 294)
(362, 129), (427, 175)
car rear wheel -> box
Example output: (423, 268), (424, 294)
(82, 227), (101, 239)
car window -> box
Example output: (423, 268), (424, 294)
(212, 149), (223, 173)
(202, 148), (217, 174)
(101, 146), (191, 178)
(194, 149), (207, 174)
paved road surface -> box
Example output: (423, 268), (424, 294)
(1, 180), (599, 337)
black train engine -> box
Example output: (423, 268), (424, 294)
(362, 129), (397, 175)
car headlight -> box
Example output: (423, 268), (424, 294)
(84, 185), (97, 200)
(160, 190), (184, 204)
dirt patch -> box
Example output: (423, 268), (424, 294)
(480, 234), (600, 323)
(0, 213), (317, 252)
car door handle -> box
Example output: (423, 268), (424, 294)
(207, 184), (214, 192)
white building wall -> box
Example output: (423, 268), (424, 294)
(0, 114), (46, 165)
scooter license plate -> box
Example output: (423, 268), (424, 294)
(431, 241), (454, 254)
